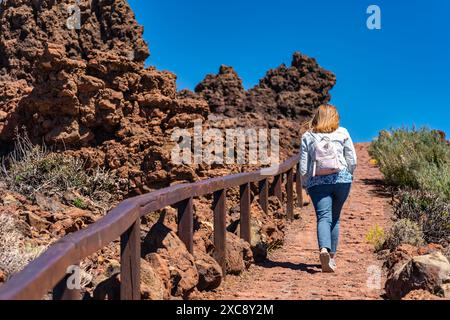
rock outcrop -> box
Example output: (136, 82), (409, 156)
(0, 0), (210, 194)
(194, 53), (335, 121)
(194, 65), (245, 117)
(0, 0), (149, 83)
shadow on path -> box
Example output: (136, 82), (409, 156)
(257, 260), (322, 274)
(361, 178), (391, 198)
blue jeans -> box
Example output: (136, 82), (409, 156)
(307, 183), (352, 254)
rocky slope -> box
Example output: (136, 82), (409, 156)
(0, 0), (335, 299)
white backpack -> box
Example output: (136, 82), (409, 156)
(311, 133), (341, 177)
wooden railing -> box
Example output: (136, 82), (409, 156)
(0, 152), (303, 300)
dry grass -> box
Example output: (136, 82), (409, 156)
(0, 213), (46, 279)
(1, 132), (119, 213)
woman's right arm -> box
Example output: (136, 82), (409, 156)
(300, 134), (309, 186)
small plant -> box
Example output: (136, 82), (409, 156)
(72, 197), (87, 209)
(365, 225), (386, 252)
(383, 219), (425, 250)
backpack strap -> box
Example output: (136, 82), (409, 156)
(309, 131), (320, 143)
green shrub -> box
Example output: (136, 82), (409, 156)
(369, 128), (450, 199)
(383, 219), (425, 250)
(392, 190), (449, 244)
(370, 128), (450, 247)
(1, 133), (119, 212)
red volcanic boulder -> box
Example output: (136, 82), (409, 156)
(92, 258), (167, 300)
(385, 251), (450, 299)
(214, 232), (254, 275)
(142, 223), (199, 297)
(143, 252), (171, 299)
(194, 251), (223, 291)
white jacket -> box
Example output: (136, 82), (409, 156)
(300, 127), (357, 186)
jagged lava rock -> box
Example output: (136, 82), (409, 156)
(195, 65), (245, 117)
(195, 52), (335, 121)
(0, 0), (148, 83)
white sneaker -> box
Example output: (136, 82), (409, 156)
(329, 258), (337, 271)
(319, 248), (335, 273)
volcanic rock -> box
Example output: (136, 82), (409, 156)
(218, 232), (254, 275)
(195, 52), (335, 122)
(385, 251), (450, 299)
(142, 222), (199, 297)
(0, 0), (149, 83)
(195, 65), (245, 117)
(143, 252), (171, 298)
(92, 258), (166, 300)
(194, 251), (223, 291)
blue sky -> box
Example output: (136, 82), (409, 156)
(128, 0), (450, 142)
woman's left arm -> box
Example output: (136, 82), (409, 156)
(343, 129), (357, 174)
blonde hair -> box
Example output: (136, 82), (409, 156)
(309, 104), (340, 133)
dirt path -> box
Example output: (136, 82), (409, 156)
(203, 143), (391, 300)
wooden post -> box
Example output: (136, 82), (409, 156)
(53, 263), (82, 300)
(272, 174), (282, 202)
(240, 183), (251, 244)
(286, 168), (294, 221)
(259, 178), (268, 214)
(120, 218), (141, 300)
(296, 162), (303, 208)
(213, 189), (227, 275)
(177, 197), (194, 253)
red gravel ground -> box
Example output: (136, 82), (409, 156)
(201, 143), (391, 300)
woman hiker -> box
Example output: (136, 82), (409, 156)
(300, 104), (357, 272)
